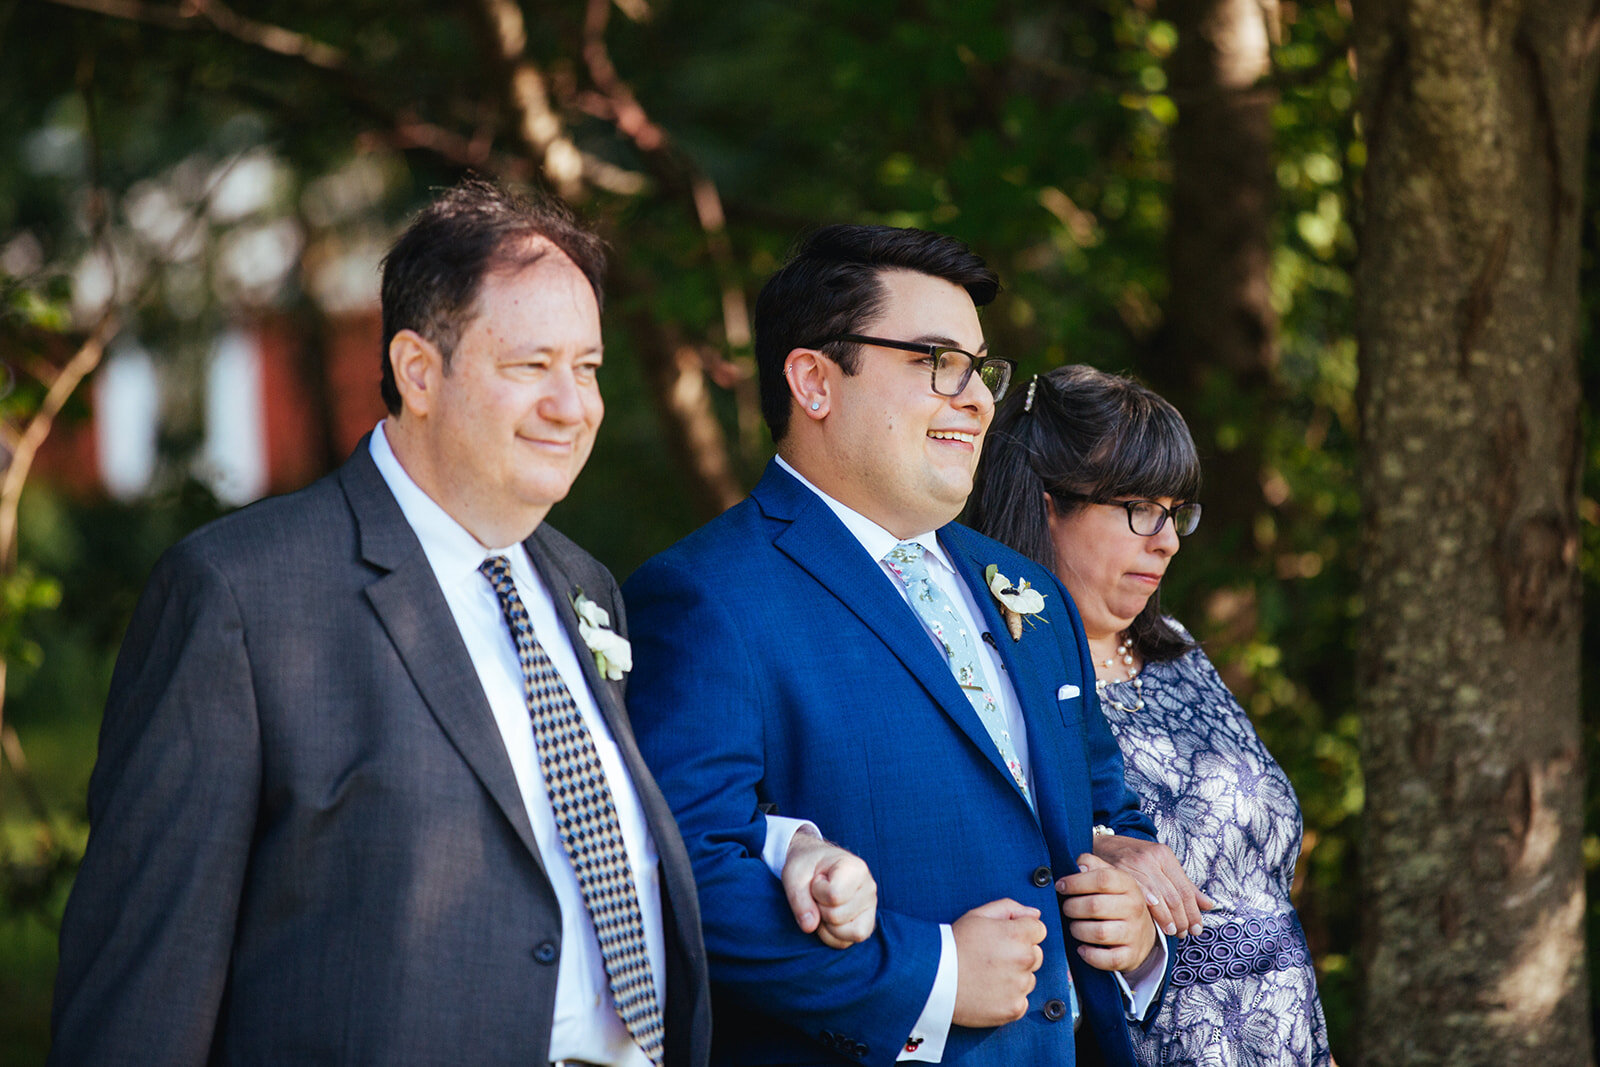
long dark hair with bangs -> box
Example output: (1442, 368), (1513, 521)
(966, 364), (1202, 663)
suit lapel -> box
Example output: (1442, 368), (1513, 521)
(941, 529), (1064, 728)
(756, 465), (1028, 800)
(939, 526), (1061, 814)
(520, 530), (631, 744)
(942, 526), (1088, 828)
(340, 443), (544, 866)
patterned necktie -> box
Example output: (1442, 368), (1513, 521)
(479, 556), (664, 1067)
(884, 543), (1079, 1027)
(882, 541), (1031, 806)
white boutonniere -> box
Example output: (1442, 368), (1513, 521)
(572, 591), (632, 680)
(984, 564), (1047, 641)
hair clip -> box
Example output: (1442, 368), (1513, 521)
(1023, 375), (1039, 413)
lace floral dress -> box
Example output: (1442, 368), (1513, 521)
(1097, 631), (1331, 1067)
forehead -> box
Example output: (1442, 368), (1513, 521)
(862, 269), (984, 348)
(471, 243), (601, 331)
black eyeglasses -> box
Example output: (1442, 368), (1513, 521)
(1060, 494), (1202, 537)
(1109, 499), (1202, 537)
(811, 334), (1015, 401)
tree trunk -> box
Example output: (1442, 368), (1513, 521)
(1353, 4), (1596, 1063)
(615, 271), (745, 517)
(1155, 0), (1278, 562)
(466, 0), (747, 517)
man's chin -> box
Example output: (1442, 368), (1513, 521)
(922, 497), (969, 531)
(933, 478), (976, 519)
(516, 465), (584, 507)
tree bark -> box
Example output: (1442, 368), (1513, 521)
(1353, 3), (1596, 1063)
(1155, 0), (1278, 559)
(615, 272), (744, 517)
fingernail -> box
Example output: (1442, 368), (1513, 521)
(1078, 864), (1089, 874)
(1190, 923), (1203, 937)
(1145, 892), (1159, 907)
(1165, 922), (1177, 936)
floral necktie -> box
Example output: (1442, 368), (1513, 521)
(883, 542), (1081, 1027)
(883, 541), (1031, 806)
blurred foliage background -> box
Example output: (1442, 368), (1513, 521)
(0, 1), (1592, 1063)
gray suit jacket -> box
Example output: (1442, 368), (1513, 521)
(50, 440), (710, 1066)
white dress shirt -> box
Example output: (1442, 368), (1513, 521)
(775, 456), (1166, 1061)
(371, 422), (662, 1067)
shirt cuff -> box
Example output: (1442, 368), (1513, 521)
(1113, 921), (1168, 1022)
(898, 924), (956, 1061)
(761, 815), (819, 876)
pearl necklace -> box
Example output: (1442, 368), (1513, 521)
(1094, 634), (1145, 712)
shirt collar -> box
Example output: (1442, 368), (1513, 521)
(774, 454), (953, 575)
(369, 421), (526, 587)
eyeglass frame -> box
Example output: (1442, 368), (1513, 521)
(1057, 493), (1203, 537)
(808, 333), (1016, 401)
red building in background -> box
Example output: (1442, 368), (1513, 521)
(34, 310), (388, 504)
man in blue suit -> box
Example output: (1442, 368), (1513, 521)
(624, 225), (1169, 1065)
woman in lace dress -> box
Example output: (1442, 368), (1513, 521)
(967, 365), (1331, 1067)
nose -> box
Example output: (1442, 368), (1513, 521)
(539, 363), (590, 424)
(952, 364), (996, 417)
(1151, 515), (1181, 557)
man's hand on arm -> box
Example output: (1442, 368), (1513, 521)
(950, 899), (1047, 1027)
(782, 827), (878, 949)
(1093, 833), (1214, 938)
(1055, 853), (1159, 974)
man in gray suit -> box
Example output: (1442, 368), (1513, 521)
(51, 180), (868, 1066)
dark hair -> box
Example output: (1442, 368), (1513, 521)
(378, 177), (608, 414)
(753, 224), (1000, 440)
(967, 365), (1202, 663)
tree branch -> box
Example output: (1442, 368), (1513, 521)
(463, 0), (747, 512)
(45, 0), (346, 70)
(617, 281), (745, 515)
(0, 141), (250, 765)
(0, 313), (119, 569)
(467, 0), (586, 200)
(581, 0), (759, 451)
(0, 723), (58, 828)
(49, 0), (651, 200)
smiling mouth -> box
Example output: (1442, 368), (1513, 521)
(928, 430), (978, 445)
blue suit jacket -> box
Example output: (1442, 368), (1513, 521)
(624, 461), (1160, 1067)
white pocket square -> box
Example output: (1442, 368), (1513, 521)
(1057, 684), (1081, 700)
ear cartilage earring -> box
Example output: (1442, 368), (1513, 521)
(810, 401), (821, 411)
(1023, 375), (1039, 413)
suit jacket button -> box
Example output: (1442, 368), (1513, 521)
(533, 940), (558, 964)
(1031, 865), (1054, 888)
(1043, 997), (1067, 1022)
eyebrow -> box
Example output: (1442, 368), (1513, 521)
(911, 334), (989, 355)
(498, 344), (605, 358)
